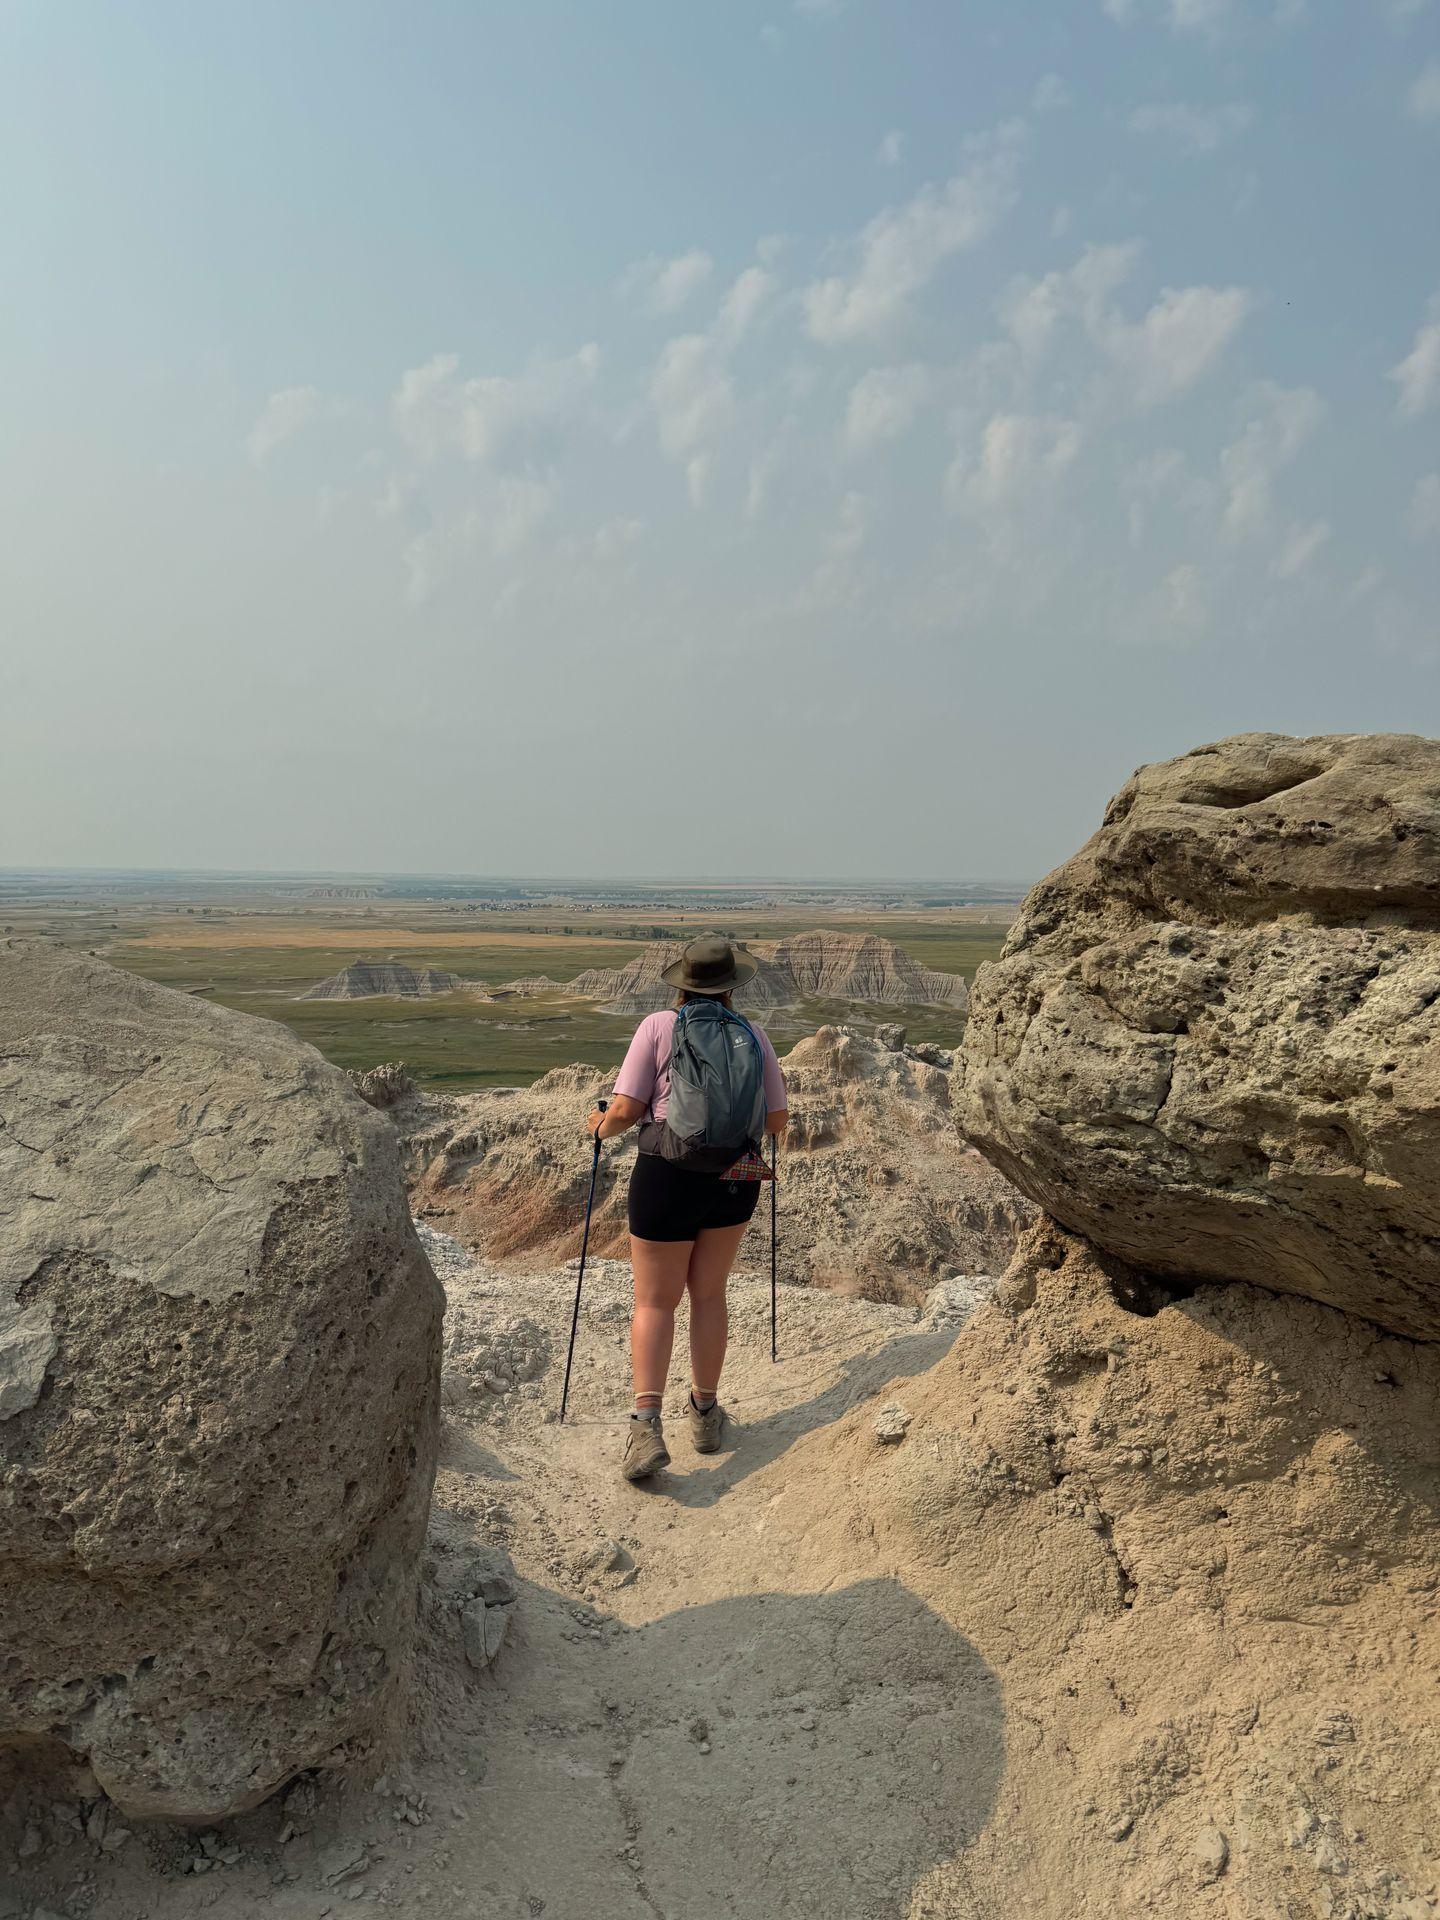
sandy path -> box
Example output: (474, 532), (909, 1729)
(3, 1242), (996, 1920)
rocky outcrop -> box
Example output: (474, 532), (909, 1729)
(566, 930), (968, 1017)
(959, 732), (1440, 1338)
(302, 961), (465, 1000)
(403, 1027), (1029, 1299)
(758, 1218), (1440, 1917)
(757, 930), (968, 1008)
(0, 945), (443, 1820)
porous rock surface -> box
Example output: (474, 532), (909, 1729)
(402, 1026), (1030, 1300)
(0, 945), (443, 1820)
(959, 731), (1440, 1337)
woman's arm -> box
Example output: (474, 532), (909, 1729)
(764, 1108), (788, 1136)
(586, 1095), (646, 1140)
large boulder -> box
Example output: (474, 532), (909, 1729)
(959, 732), (1440, 1338)
(0, 945), (443, 1819)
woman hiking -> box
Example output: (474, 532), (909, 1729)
(585, 936), (788, 1482)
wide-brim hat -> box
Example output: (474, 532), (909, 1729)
(659, 935), (758, 996)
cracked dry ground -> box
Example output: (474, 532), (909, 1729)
(6, 1256), (998, 1920)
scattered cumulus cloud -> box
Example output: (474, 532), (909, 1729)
(844, 364), (933, 451)
(1408, 60), (1440, 120)
(1272, 517), (1331, 578)
(620, 248), (715, 314)
(804, 126), (1023, 343)
(392, 345), (600, 465)
(1129, 101), (1254, 153)
(685, 455), (712, 508)
(650, 334), (734, 457)
(1103, 0), (1233, 33)
(1109, 283), (1252, 406)
(876, 129), (905, 167)
(717, 265), (776, 342)
(1001, 242), (1250, 405)
(948, 412), (1082, 512)
(1031, 73), (1071, 113)
(1221, 382), (1325, 537)
(246, 386), (327, 467)
(1406, 472), (1440, 539)
(1389, 293), (1440, 417)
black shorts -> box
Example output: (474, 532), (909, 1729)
(627, 1150), (762, 1242)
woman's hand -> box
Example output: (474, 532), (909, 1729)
(586, 1094), (645, 1141)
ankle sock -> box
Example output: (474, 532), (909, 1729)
(690, 1391), (717, 1413)
(632, 1405), (662, 1424)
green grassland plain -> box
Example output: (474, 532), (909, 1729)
(74, 909), (1012, 1090)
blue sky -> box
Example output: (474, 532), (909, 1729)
(3, 0), (1438, 878)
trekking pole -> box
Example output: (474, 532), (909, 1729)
(559, 1099), (606, 1425)
(769, 1131), (779, 1364)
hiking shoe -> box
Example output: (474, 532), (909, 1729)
(621, 1417), (670, 1482)
(686, 1397), (727, 1455)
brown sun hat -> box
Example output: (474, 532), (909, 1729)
(659, 935), (758, 996)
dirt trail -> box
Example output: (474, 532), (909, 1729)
(4, 1233), (998, 1920)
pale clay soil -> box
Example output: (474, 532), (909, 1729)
(2, 1223), (996, 1920)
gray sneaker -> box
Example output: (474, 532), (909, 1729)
(686, 1397), (727, 1455)
(621, 1417), (670, 1482)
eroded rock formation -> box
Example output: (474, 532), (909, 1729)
(959, 731), (1440, 1338)
(567, 930), (968, 1017)
(302, 961), (465, 1000)
(402, 1027), (1029, 1299)
(0, 945), (443, 1820)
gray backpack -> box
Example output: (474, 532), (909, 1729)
(640, 1001), (767, 1172)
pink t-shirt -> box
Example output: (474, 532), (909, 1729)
(614, 1009), (787, 1124)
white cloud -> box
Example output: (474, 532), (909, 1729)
(1129, 101), (1253, 153)
(1104, 0), (1233, 30)
(1108, 283), (1252, 406)
(620, 248), (715, 315)
(685, 455), (712, 508)
(1409, 60), (1440, 120)
(804, 128), (1022, 343)
(1031, 73), (1071, 113)
(486, 477), (554, 557)
(1389, 294), (1440, 418)
(392, 344), (599, 465)
(827, 489), (869, 557)
(1272, 518), (1331, 578)
(650, 334), (733, 457)
(876, 129), (905, 167)
(1000, 241), (1139, 359)
(718, 265), (776, 342)
(1163, 563), (1209, 633)
(1001, 242), (1248, 404)
(1406, 472), (1440, 539)
(844, 363), (933, 450)
(246, 386), (326, 467)
(1220, 382), (1325, 537)
(591, 516), (646, 561)
(948, 413), (1082, 512)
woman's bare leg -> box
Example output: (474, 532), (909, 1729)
(630, 1235), (692, 1409)
(685, 1220), (750, 1401)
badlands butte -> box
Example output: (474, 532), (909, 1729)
(2, 730), (1439, 1920)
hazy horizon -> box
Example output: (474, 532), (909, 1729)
(4, 2), (1438, 880)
